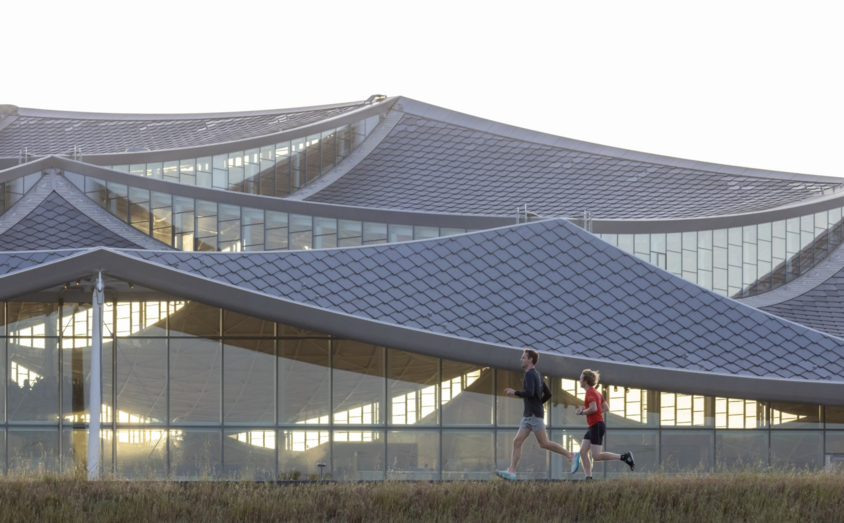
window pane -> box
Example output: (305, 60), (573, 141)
(825, 406), (844, 429)
(660, 393), (713, 427)
(170, 429), (222, 479)
(769, 402), (822, 429)
(661, 430), (714, 473)
(8, 429), (59, 473)
(332, 341), (384, 425)
(414, 226), (439, 240)
(825, 431), (844, 454)
(442, 430), (494, 479)
(770, 431), (823, 470)
(388, 349), (438, 426)
(223, 430), (276, 480)
(115, 429), (167, 479)
(62, 337), (112, 424)
(387, 430), (439, 480)
(115, 339), (167, 424)
(333, 430), (384, 480)
(169, 302), (220, 337)
(7, 302), (59, 337)
(224, 339), (275, 424)
(604, 385), (658, 428)
(279, 429), (329, 480)
(279, 339), (330, 424)
(223, 310), (274, 337)
(714, 397), (767, 429)
(716, 431), (768, 470)
(8, 337), (59, 422)
(605, 430), (659, 477)
(170, 337), (222, 423)
(441, 360), (493, 426)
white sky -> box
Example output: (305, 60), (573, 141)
(2, 1), (842, 177)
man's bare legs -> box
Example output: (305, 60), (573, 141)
(589, 444), (621, 463)
(533, 429), (575, 461)
(508, 428), (531, 473)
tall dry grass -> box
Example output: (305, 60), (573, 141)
(0, 470), (842, 522)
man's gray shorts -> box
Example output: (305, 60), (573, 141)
(519, 415), (546, 432)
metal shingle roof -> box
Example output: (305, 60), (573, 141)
(112, 219), (844, 383)
(307, 114), (839, 219)
(0, 192), (143, 251)
(0, 102), (367, 156)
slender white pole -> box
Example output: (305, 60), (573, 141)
(88, 273), (104, 480)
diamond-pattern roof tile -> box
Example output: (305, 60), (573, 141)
(307, 115), (837, 218)
(118, 219), (844, 383)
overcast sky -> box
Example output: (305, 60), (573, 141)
(3, 1), (842, 177)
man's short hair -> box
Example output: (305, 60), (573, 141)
(523, 349), (539, 365)
(581, 369), (600, 387)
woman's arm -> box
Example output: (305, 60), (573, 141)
(576, 400), (598, 415)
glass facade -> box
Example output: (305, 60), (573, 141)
(107, 115), (383, 198)
(0, 299), (840, 479)
(62, 171), (470, 252)
(0, 173), (41, 216)
(600, 206), (844, 297)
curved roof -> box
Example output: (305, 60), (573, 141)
(0, 192), (142, 250)
(0, 100), (369, 157)
(2, 219), (842, 405)
(306, 98), (844, 219)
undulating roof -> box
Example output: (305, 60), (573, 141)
(307, 113), (840, 219)
(2, 219), (842, 406)
(0, 100), (368, 156)
(762, 261), (844, 339)
(0, 192), (142, 250)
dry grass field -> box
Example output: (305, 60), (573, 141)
(0, 471), (842, 522)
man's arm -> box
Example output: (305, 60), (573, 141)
(512, 371), (537, 398)
(540, 380), (552, 404)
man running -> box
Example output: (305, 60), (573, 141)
(495, 349), (579, 480)
(575, 369), (635, 480)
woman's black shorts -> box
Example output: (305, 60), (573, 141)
(584, 421), (606, 446)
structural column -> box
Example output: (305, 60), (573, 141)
(88, 273), (104, 480)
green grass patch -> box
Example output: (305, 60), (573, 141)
(0, 472), (842, 522)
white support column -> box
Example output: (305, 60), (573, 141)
(87, 273), (104, 480)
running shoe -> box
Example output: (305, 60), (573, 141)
(621, 452), (635, 471)
(570, 452), (580, 474)
(584, 476), (593, 481)
(495, 469), (516, 480)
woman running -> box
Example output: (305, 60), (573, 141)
(574, 369), (635, 480)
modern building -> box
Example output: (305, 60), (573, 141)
(0, 96), (842, 480)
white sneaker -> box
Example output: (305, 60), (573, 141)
(570, 452), (580, 474)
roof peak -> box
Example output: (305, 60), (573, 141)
(12, 98), (375, 122)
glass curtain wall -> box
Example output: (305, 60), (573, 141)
(600, 206), (844, 298)
(0, 299), (839, 479)
(64, 172), (470, 252)
(108, 114), (382, 198)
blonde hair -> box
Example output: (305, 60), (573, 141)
(581, 369), (600, 387)
(523, 349), (539, 365)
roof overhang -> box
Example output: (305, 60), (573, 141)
(1, 246), (842, 406)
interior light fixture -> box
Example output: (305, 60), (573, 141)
(75, 280), (80, 286)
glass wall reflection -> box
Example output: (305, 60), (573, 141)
(0, 300), (840, 479)
(65, 171), (469, 253)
